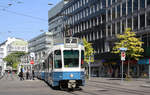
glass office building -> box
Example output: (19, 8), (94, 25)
(61, 0), (150, 77)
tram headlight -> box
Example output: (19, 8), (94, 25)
(70, 74), (74, 78)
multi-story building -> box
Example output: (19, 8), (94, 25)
(61, 0), (150, 77)
(28, 32), (53, 59)
(20, 32), (53, 72)
(48, 0), (69, 38)
(0, 37), (28, 74)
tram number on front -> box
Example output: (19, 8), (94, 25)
(65, 38), (77, 44)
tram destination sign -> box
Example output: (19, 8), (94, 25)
(64, 37), (78, 48)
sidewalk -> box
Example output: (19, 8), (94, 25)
(88, 77), (150, 88)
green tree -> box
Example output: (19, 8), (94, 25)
(112, 28), (144, 76)
(83, 38), (94, 63)
(3, 51), (26, 69)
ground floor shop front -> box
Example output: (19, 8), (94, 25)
(90, 59), (150, 78)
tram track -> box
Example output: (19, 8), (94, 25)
(61, 87), (100, 95)
(88, 81), (150, 95)
(68, 90), (100, 95)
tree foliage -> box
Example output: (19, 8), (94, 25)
(83, 38), (94, 63)
(3, 51), (26, 69)
(112, 28), (144, 60)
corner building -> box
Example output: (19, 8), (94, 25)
(62, 0), (150, 77)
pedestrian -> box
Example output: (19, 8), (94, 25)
(26, 70), (29, 80)
(18, 69), (24, 80)
(10, 71), (14, 80)
(4, 71), (8, 80)
(32, 70), (35, 80)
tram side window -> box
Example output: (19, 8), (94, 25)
(81, 50), (84, 68)
(49, 54), (53, 69)
(54, 50), (62, 68)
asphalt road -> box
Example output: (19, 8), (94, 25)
(0, 75), (150, 95)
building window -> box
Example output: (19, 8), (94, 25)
(117, 22), (120, 34)
(87, 0), (89, 3)
(128, 0), (132, 15)
(140, 0), (145, 9)
(102, 14), (106, 23)
(117, 5), (120, 18)
(97, 3), (99, 11)
(112, 0), (115, 4)
(102, 0), (106, 8)
(127, 18), (132, 29)
(108, 25), (111, 37)
(140, 14), (145, 28)
(94, 4), (96, 13)
(122, 2), (126, 16)
(148, 0), (150, 6)
(133, 16), (138, 30)
(83, 0), (85, 5)
(112, 23), (115, 35)
(108, 0), (111, 6)
(122, 19), (126, 33)
(117, 0), (122, 2)
(112, 7), (116, 20)
(147, 12), (150, 26)
(97, 31), (99, 39)
(108, 9), (111, 21)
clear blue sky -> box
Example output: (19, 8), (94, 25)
(0, 0), (61, 43)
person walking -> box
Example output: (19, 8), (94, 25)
(32, 70), (35, 80)
(18, 69), (24, 80)
(26, 70), (29, 80)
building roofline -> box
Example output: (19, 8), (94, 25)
(0, 40), (7, 46)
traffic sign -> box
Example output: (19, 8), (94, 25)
(120, 48), (127, 51)
(30, 60), (34, 64)
(121, 52), (126, 61)
(30, 52), (35, 58)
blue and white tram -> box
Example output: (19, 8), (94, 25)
(36, 37), (85, 89)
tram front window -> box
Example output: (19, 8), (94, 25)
(54, 50), (62, 68)
(64, 50), (79, 67)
